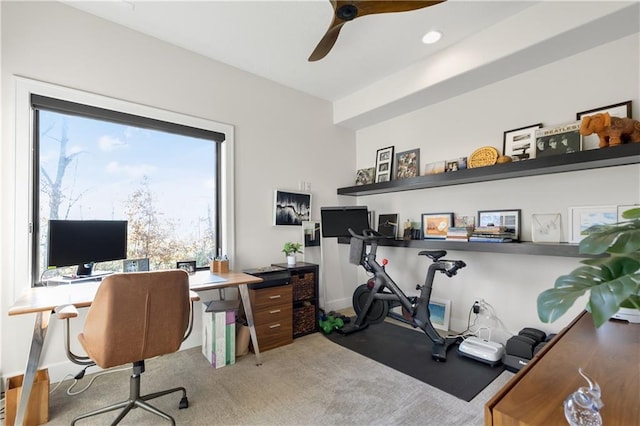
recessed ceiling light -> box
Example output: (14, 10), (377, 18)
(422, 30), (442, 44)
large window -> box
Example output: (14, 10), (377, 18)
(32, 95), (225, 279)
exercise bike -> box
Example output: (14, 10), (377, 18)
(340, 228), (466, 361)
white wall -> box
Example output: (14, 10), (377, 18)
(0, 2), (354, 383)
(352, 33), (640, 338)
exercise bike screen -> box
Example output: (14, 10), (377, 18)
(320, 206), (370, 238)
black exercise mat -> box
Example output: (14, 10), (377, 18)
(325, 321), (504, 401)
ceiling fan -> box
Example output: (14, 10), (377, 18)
(308, 1), (446, 62)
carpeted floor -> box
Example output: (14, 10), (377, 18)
(45, 332), (513, 425)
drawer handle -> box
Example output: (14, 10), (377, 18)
(269, 324), (281, 329)
(269, 309), (281, 314)
(269, 295), (282, 299)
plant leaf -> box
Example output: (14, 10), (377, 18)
(588, 274), (640, 326)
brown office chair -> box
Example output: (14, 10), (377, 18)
(55, 270), (197, 425)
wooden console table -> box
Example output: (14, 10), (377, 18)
(485, 311), (639, 425)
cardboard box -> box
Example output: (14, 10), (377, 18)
(5, 368), (49, 426)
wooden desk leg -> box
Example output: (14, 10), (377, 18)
(16, 310), (51, 426)
(238, 283), (262, 366)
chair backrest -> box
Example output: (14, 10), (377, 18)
(78, 270), (190, 368)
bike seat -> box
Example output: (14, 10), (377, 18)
(418, 250), (447, 261)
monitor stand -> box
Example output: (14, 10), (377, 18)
(76, 262), (95, 277)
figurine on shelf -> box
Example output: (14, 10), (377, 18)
(579, 112), (640, 148)
(564, 368), (604, 426)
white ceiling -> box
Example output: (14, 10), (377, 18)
(64, 0), (535, 101)
(63, 1), (639, 129)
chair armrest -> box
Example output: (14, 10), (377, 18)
(55, 304), (79, 320)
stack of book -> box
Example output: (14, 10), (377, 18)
(469, 226), (514, 243)
(446, 226), (474, 241)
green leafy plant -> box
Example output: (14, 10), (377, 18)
(537, 207), (640, 327)
(282, 242), (303, 256)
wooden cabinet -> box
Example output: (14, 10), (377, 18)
(272, 262), (319, 338)
(485, 311), (639, 425)
(248, 284), (293, 351)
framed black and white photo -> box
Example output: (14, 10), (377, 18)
(429, 297), (451, 332)
(377, 213), (398, 238)
(478, 209), (521, 241)
(421, 212), (454, 240)
(355, 167), (375, 185)
(535, 122), (581, 158)
(395, 148), (420, 179)
(576, 100), (633, 150)
(176, 260), (196, 275)
(375, 146), (394, 183)
(531, 213), (562, 243)
(123, 258), (150, 272)
(568, 205), (617, 244)
(273, 190), (311, 226)
(503, 123), (542, 161)
(445, 157), (467, 172)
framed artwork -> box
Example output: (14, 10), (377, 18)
(395, 148), (420, 179)
(176, 260), (196, 275)
(423, 160), (445, 175)
(531, 213), (562, 243)
(421, 212), (454, 240)
(377, 213), (398, 238)
(375, 146), (395, 183)
(568, 205), (617, 244)
(576, 100), (632, 151)
(478, 209), (521, 241)
(273, 190), (311, 226)
(302, 220), (321, 247)
(445, 157), (467, 172)
(618, 204), (639, 222)
(503, 123), (542, 161)
(454, 215), (475, 228)
(355, 167), (375, 185)
(429, 297), (451, 332)
(535, 122), (581, 158)
(123, 258), (150, 272)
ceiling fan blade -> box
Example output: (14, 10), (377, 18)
(308, 15), (346, 62)
(354, 1), (446, 18)
(308, 0), (446, 61)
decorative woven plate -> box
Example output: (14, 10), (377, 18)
(468, 146), (499, 168)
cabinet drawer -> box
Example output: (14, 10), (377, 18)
(254, 321), (293, 351)
(253, 303), (292, 325)
(249, 285), (292, 309)
(291, 272), (315, 301)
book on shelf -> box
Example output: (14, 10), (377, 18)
(469, 235), (513, 243)
(446, 226), (474, 241)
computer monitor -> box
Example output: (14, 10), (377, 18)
(320, 206), (370, 238)
(47, 220), (128, 276)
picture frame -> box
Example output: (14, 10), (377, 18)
(421, 212), (454, 240)
(377, 213), (399, 238)
(477, 209), (521, 241)
(423, 160), (445, 175)
(428, 297), (451, 332)
(445, 157), (467, 172)
(535, 121), (581, 158)
(355, 167), (375, 185)
(273, 190), (311, 226)
(123, 258), (150, 272)
(531, 213), (562, 243)
(576, 100), (633, 150)
(395, 148), (420, 179)
(375, 146), (395, 183)
(503, 123), (542, 161)
(176, 260), (196, 275)
(302, 220), (321, 247)
(568, 205), (617, 244)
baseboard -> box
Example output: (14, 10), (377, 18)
(323, 296), (351, 312)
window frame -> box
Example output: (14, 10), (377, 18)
(13, 77), (235, 292)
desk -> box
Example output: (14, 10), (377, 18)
(8, 270), (263, 426)
(485, 311), (640, 425)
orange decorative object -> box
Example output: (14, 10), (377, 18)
(468, 146), (499, 168)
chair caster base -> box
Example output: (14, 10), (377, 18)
(179, 397), (188, 409)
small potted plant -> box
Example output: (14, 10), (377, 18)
(282, 242), (303, 266)
(537, 207), (640, 328)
